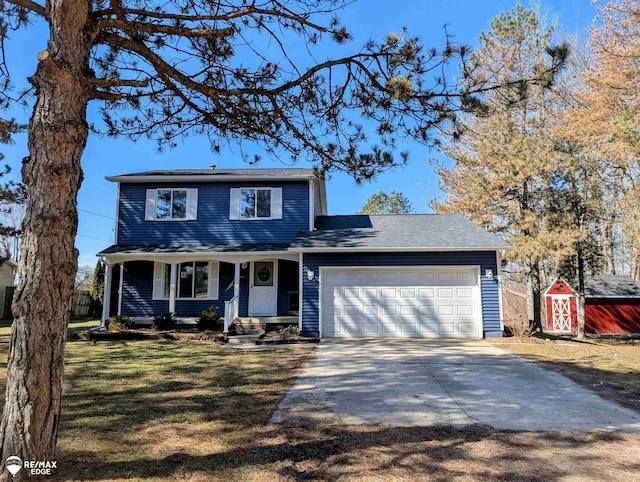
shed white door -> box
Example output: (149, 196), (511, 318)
(321, 267), (482, 338)
(551, 296), (572, 332)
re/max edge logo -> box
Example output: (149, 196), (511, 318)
(5, 456), (58, 477)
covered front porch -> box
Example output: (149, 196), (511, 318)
(98, 244), (301, 333)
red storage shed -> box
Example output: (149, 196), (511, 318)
(544, 275), (640, 335)
(584, 275), (640, 335)
(544, 278), (578, 334)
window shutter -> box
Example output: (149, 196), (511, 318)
(145, 189), (156, 220)
(272, 188), (283, 219)
(186, 188), (198, 220)
(208, 261), (219, 300)
(152, 262), (164, 299)
(229, 188), (240, 220)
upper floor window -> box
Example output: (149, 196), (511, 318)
(157, 189), (187, 219)
(241, 188), (271, 219)
(145, 188), (198, 221)
(230, 187), (282, 220)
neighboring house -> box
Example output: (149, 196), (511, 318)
(0, 259), (17, 319)
(98, 168), (511, 338)
(545, 275), (640, 335)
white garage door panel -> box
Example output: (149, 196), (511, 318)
(322, 268), (481, 338)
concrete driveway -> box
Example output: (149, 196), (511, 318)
(271, 339), (640, 432)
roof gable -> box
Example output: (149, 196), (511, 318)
(544, 278), (576, 296)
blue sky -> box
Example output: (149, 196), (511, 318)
(2, 0), (596, 268)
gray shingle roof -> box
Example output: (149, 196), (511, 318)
(107, 168), (318, 182)
(98, 243), (291, 256)
(584, 275), (640, 298)
(290, 214), (511, 251)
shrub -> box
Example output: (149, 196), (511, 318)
(279, 325), (300, 339)
(198, 306), (223, 331)
(109, 315), (134, 330)
(504, 316), (533, 338)
(152, 312), (177, 331)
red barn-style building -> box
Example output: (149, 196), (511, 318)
(544, 275), (640, 335)
(544, 278), (578, 334)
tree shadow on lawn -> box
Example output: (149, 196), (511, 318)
(57, 421), (640, 481)
(494, 343), (640, 414)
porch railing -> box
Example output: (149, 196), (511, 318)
(224, 294), (239, 334)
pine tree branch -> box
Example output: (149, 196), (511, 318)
(99, 19), (234, 39)
(5, 0), (46, 18)
(93, 5), (330, 34)
(90, 78), (149, 88)
(98, 31), (371, 98)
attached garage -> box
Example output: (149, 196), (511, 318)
(291, 215), (511, 339)
(321, 267), (482, 338)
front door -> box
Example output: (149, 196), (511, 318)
(249, 261), (278, 316)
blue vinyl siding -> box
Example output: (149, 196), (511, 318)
(239, 264), (249, 317)
(301, 251), (500, 338)
(122, 260), (298, 319)
(118, 181), (309, 245)
(239, 260), (298, 317)
(277, 260), (299, 316)
(121, 261), (168, 317)
(121, 261), (234, 318)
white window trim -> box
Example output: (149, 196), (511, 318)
(154, 261), (219, 300)
(239, 187), (274, 220)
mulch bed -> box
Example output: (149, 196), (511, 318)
(76, 329), (227, 343)
(257, 331), (319, 345)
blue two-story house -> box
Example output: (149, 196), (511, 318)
(98, 168), (511, 338)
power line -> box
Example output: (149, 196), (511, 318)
(77, 234), (112, 243)
(79, 209), (115, 220)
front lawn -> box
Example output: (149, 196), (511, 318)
(0, 322), (638, 480)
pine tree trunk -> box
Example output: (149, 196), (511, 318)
(631, 255), (640, 283)
(576, 252), (586, 340)
(0, 2), (92, 479)
(525, 261), (541, 332)
(601, 220), (615, 275)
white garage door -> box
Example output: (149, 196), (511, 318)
(321, 267), (481, 338)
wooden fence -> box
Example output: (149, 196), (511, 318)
(3, 288), (93, 319)
(71, 290), (92, 317)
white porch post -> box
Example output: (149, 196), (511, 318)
(298, 252), (303, 330)
(101, 261), (112, 328)
(117, 262), (124, 316)
(169, 263), (177, 314)
(234, 262), (241, 298)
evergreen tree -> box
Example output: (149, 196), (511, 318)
(89, 260), (105, 305)
(432, 3), (570, 328)
(359, 191), (415, 214)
